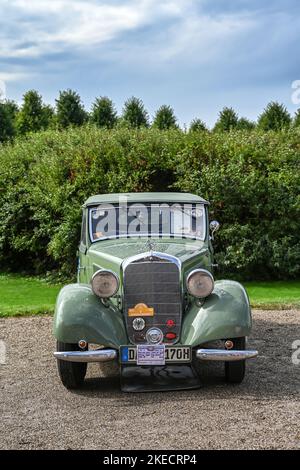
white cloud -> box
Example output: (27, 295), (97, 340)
(0, 0), (297, 123)
(0, 0), (266, 86)
(0, 0), (188, 59)
(98, 6), (255, 70)
(0, 0), (256, 61)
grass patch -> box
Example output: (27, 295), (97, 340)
(0, 273), (62, 317)
(244, 280), (300, 309)
(0, 274), (299, 317)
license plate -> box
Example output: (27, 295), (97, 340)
(137, 345), (165, 365)
(120, 345), (191, 365)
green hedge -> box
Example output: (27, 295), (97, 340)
(0, 125), (299, 280)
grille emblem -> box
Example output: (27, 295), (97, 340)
(146, 327), (163, 344)
(132, 317), (146, 331)
(128, 303), (154, 317)
(145, 240), (156, 253)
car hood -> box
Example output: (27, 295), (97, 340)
(88, 238), (211, 275)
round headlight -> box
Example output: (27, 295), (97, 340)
(91, 270), (119, 298)
(186, 269), (214, 298)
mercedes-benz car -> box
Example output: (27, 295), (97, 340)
(53, 193), (257, 392)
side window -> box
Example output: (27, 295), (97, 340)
(81, 211), (87, 246)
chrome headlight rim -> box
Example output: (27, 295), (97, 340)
(186, 268), (214, 299)
(91, 269), (119, 299)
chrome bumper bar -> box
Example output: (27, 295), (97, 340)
(54, 349), (117, 363)
(54, 348), (258, 363)
(196, 349), (258, 362)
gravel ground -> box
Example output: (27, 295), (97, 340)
(0, 310), (299, 450)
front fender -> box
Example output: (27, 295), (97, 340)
(53, 284), (128, 348)
(180, 280), (252, 347)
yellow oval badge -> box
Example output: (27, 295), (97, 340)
(128, 303), (154, 317)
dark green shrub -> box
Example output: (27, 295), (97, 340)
(153, 105), (177, 130)
(189, 118), (207, 132)
(0, 103), (15, 142)
(294, 108), (300, 127)
(3, 100), (19, 121)
(214, 107), (239, 132)
(237, 117), (256, 130)
(0, 126), (299, 280)
(258, 102), (291, 131)
(55, 89), (86, 128)
(16, 90), (51, 134)
(173, 129), (300, 279)
(122, 97), (149, 128)
(91, 97), (118, 128)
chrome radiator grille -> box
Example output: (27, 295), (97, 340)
(123, 255), (181, 344)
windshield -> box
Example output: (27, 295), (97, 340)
(89, 203), (206, 242)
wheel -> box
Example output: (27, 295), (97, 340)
(225, 337), (246, 384)
(56, 341), (87, 390)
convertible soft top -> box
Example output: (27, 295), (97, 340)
(84, 192), (209, 207)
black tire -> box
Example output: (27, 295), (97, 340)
(56, 341), (87, 390)
(225, 337), (246, 384)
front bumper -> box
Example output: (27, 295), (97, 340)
(54, 347), (258, 363)
(196, 348), (258, 361)
(54, 349), (117, 363)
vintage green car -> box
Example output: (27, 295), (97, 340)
(53, 192), (257, 392)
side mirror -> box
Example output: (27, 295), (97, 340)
(209, 220), (220, 240)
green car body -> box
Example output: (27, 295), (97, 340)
(53, 193), (256, 391)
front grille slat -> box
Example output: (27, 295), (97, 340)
(125, 284), (180, 294)
(125, 273), (179, 284)
(123, 256), (182, 345)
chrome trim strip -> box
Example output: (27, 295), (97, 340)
(196, 349), (258, 362)
(122, 250), (181, 271)
(54, 349), (117, 363)
(84, 199), (210, 207)
(90, 233), (206, 243)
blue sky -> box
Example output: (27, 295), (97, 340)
(0, 0), (299, 126)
